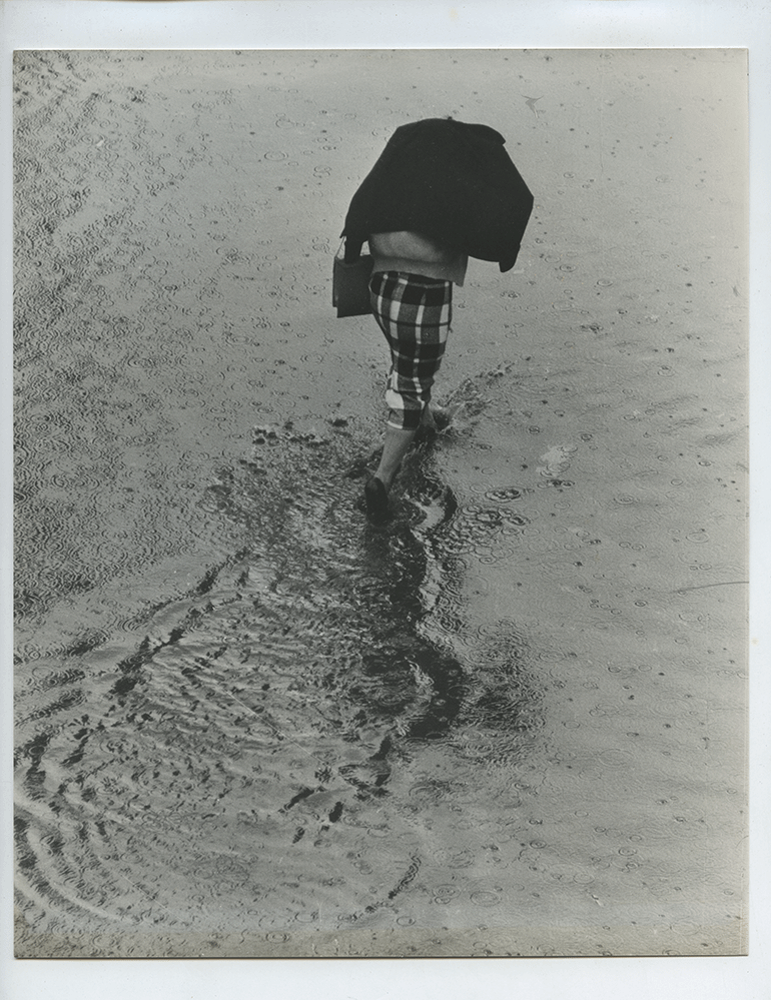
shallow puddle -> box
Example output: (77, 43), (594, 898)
(13, 49), (748, 957)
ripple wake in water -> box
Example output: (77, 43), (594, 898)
(15, 425), (542, 954)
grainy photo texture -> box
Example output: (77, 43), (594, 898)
(13, 49), (748, 959)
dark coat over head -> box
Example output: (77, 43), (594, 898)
(342, 118), (534, 272)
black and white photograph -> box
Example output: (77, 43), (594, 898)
(11, 42), (749, 960)
(4, 2), (769, 998)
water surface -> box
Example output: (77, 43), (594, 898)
(14, 48), (748, 957)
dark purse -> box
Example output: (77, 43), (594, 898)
(332, 242), (374, 318)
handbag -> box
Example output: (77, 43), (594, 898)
(332, 242), (374, 318)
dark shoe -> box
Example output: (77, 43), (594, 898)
(364, 476), (390, 524)
(431, 406), (453, 432)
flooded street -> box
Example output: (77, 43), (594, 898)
(13, 49), (747, 957)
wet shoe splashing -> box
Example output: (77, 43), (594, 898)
(363, 476), (391, 525)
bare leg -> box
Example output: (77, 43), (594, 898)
(373, 425), (417, 490)
(420, 402), (453, 433)
(364, 423), (417, 523)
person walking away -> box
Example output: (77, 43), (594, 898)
(341, 118), (534, 523)
(364, 229), (467, 520)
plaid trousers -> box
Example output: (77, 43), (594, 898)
(369, 271), (453, 431)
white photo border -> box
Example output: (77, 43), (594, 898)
(1, 3), (767, 999)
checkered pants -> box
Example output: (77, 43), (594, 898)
(369, 271), (453, 431)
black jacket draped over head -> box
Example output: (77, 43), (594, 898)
(341, 117), (534, 272)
